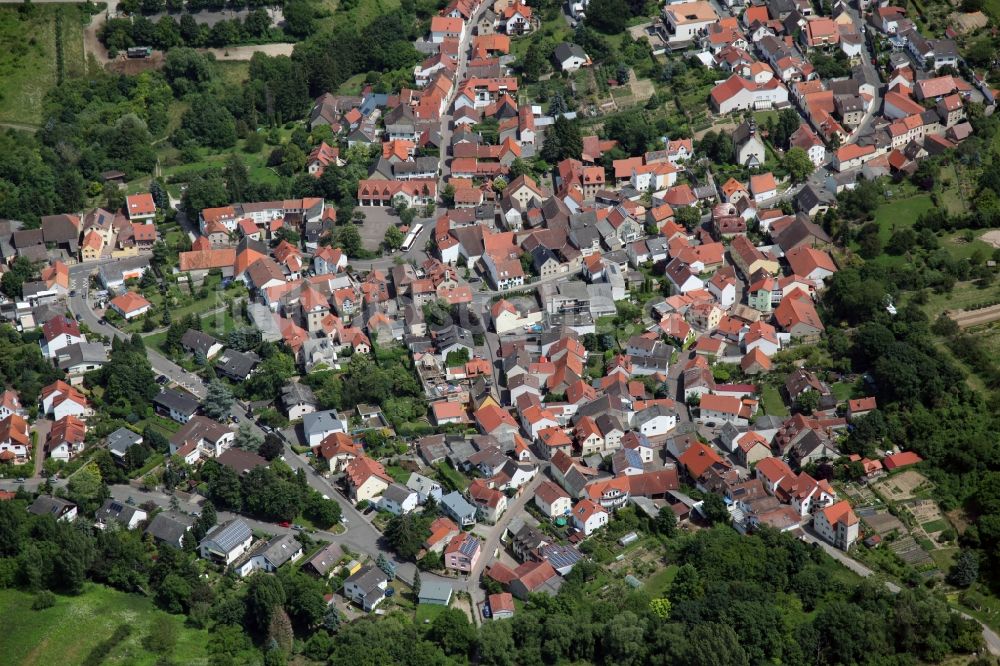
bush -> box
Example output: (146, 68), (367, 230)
(32, 590), (57, 610)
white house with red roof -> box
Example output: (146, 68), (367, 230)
(109, 292), (153, 320)
(813, 500), (859, 550)
(125, 193), (156, 221)
(41, 380), (90, 420)
(40, 316), (84, 359)
(345, 456), (394, 503)
(572, 498), (609, 535)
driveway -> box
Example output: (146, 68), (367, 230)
(31, 419), (51, 478)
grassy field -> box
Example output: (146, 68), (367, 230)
(918, 280), (1000, 319)
(760, 384), (789, 416)
(0, 585), (209, 666)
(873, 195), (933, 243)
(0, 4), (89, 125)
(642, 564), (679, 597)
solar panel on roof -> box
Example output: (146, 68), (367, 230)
(459, 535), (479, 557)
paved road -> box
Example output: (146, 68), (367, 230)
(466, 471), (544, 621)
(800, 529), (1000, 655)
(436, 1), (493, 184)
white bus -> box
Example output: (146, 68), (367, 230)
(401, 223), (424, 252)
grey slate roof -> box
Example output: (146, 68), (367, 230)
(154, 387), (200, 416)
(202, 518), (253, 553)
(259, 533), (301, 568)
(304, 542), (343, 576)
(382, 483), (415, 505)
(441, 491), (477, 521)
(96, 498), (145, 527)
(554, 42), (586, 64)
(57, 342), (109, 370)
(27, 495), (75, 518)
(215, 349), (260, 379)
(345, 564), (389, 594)
(303, 409), (344, 437)
(107, 427), (143, 457)
(181, 329), (221, 357)
(145, 512), (194, 546)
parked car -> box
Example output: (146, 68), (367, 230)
(278, 520), (291, 528)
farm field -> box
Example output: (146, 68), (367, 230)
(0, 4), (89, 126)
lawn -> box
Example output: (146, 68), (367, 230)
(0, 584), (209, 666)
(873, 195), (933, 243)
(414, 603), (449, 624)
(387, 464), (410, 484)
(760, 384), (788, 417)
(0, 4), (89, 126)
(830, 381), (855, 401)
(434, 461), (469, 491)
(642, 564), (679, 597)
(921, 519), (949, 533)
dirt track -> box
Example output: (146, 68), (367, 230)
(199, 43), (295, 60)
(949, 303), (1000, 328)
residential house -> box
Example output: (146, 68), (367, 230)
(153, 388), (199, 424)
(345, 456), (394, 503)
(303, 409), (347, 447)
(444, 532), (482, 573)
(442, 490), (479, 526)
(534, 479), (572, 518)
(95, 499), (148, 530)
(813, 500), (859, 550)
(239, 533), (303, 576)
(344, 565), (389, 611)
(199, 518), (254, 566)
(28, 496), (78, 522)
(378, 483), (420, 515)
(572, 499), (609, 535)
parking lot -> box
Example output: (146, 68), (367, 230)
(355, 206), (400, 252)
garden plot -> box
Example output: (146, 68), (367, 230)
(872, 470), (931, 502)
(889, 535), (935, 567)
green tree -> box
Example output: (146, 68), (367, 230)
(234, 420), (264, 452)
(783, 147), (814, 183)
(541, 115), (583, 163)
(246, 572), (287, 633)
(649, 597), (672, 619)
(180, 95), (237, 149)
(700, 493), (730, 525)
(336, 224), (363, 257)
(427, 608), (475, 657)
(203, 379), (235, 419)
(586, 0), (628, 33)
(655, 505), (677, 537)
(947, 550), (979, 588)
(181, 173), (229, 220)
(283, 0), (317, 37)
(384, 225), (405, 251)
(0, 257), (35, 299)
(223, 153), (250, 203)
(66, 462), (108, 514)
(206, 461), (243, 509)
(144, 615), (179, 653)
